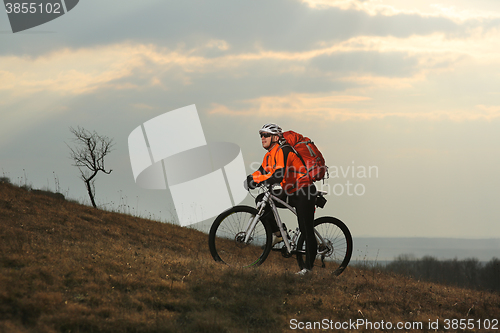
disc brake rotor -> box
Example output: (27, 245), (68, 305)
(235, 232), (251, 248)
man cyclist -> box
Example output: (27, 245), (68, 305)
(244, 123), (318, 275)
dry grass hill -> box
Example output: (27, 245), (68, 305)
(1, 181), (499, 332)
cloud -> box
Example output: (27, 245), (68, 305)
(3, 0), (474, 57)
(0, 46), (142, 96)
(209, 93), (372, 120)
(300, 0), (500, 22)
(206, 91), (411, 121)
(3, 19), (500, 134)
(473, 104), (500, 120)
(208, 88), (500, 122)
(132, 103), (155, 110)
(300, 0), (404, 16)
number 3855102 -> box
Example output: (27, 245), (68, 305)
(444, 319), (498, 330)
(5, 3), (62, 14)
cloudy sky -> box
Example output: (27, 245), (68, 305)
(2, 0), (500, 241)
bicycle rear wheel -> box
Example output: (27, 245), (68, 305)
(296, 216), (353, 276)
(208, 205), (272, 267)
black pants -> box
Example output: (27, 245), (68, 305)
(255, 185), (318, 270)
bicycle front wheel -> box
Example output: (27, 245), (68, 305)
(296, 216), (353, 276)
(208, 205), (272, 268)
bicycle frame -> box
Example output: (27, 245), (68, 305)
(264, 189), (296, 253)
(243, 186), (329, 255)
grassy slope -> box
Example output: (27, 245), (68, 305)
(0, 182), (499, 332)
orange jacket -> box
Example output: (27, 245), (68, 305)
(252, 143), (309, 193)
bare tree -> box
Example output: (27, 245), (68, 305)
(67, 126), (114, 208)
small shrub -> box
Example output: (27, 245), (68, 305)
(31, 189), (65, 201)
(0, 177), (11, 184)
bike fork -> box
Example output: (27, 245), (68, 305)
(242, 195), (269, 243)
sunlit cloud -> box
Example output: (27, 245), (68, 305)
(209, 92), (500, 121)
(300, 0), (400, 16)
(132, 103), (155, 110)
(300, 0), (500, 22)
(0, 46), (140, 96)
(2, 27), (499, 98)
(473, 105), (500, 120)
(204, 39), (230, 51)
(2, 23), (500, 127)
(209, 93), (374, 121)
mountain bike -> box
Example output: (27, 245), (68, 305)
(208, 184), (353, 276)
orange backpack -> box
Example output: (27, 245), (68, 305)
(281, 131), (328, 187)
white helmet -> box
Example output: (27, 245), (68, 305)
(259, 123), (283, 136)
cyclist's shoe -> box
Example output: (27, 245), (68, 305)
(295, 268), (311, 276)
(271, 234), (283, 247)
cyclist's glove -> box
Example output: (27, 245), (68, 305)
(244, 175), (258, 190)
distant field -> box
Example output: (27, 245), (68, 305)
(354, 237), (500, 262)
